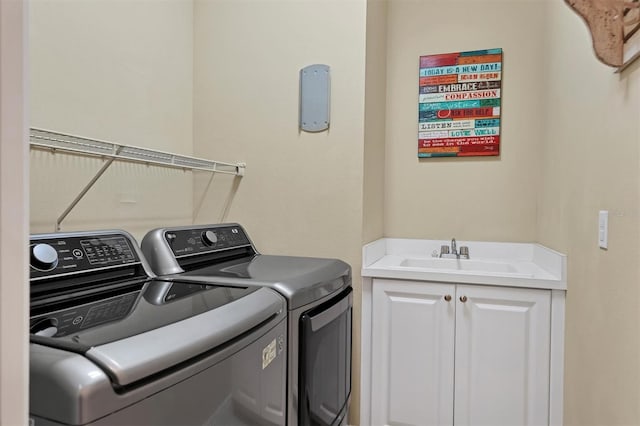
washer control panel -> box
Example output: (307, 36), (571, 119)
(30, 234), (139, 279)
(164, 225), (251, 257)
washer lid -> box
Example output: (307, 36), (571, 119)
(84, 286), (283, 386)
(177, 254), (351, 309)
(31, 281), (285, 387)
(31, 279), (258, 346)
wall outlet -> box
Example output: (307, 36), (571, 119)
(598, 210), (608, 250)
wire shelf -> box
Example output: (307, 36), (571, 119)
(29, 128), (245, 175)
(29, 128), (246, 231)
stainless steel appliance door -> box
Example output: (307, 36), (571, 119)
(298, 287), (352, 426)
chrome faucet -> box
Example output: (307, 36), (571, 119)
(439, 238), (470, 259)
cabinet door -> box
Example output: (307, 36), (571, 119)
(371, 279), (455, 426)
(454, 285), (551, 426)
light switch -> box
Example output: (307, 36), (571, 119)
(598, 210), (608, 249)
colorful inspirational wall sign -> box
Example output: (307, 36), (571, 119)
(418, 48), (502, 158)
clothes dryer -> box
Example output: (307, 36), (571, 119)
(141, 223), (352, 426)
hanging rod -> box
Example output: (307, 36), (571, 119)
(29, 128), (246, 231)
(30, 128), (246, 176)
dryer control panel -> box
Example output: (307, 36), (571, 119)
(164, 225), (252, 257)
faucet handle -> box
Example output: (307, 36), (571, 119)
(459, 246), (469, 258)
(440, 245), (450, 256)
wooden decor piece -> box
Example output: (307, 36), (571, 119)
(565, 0), (640, 67)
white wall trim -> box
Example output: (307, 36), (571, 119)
(549, 289), (566, 426)
(359, 276), (372, 426)
(0, 0), (29, 423)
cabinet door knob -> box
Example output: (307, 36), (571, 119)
(459, 295), (468, 303)
(444, 294), (452, 302)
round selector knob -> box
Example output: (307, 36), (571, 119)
(31, 243), (59, 271)
(201, 230), (218, 247)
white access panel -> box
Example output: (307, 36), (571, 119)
(299, 64), (330, 132)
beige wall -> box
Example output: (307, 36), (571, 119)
(363, 0), (388, 245)
(192, 0), (367, 259)
(361, 0), (388, 421)
(540, 2), (640, 424)
(192, 1), (368, 423)
(0, 0), (29, 423)
(29, 0), (194, 240)
(384, 0), (547, 243)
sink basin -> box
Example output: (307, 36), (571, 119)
(400, 258), (519, 274)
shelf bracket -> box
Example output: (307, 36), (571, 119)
(55, 147), (123, 231)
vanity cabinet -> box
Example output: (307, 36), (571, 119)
(371, 278), (551, 426)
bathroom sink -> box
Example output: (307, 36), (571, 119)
(400, 258), (519, 274)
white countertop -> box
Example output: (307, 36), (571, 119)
(362, 238), (567, 290)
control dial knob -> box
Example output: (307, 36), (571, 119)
(31, 243), (59, 271)
(201, 230), (218, 247)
